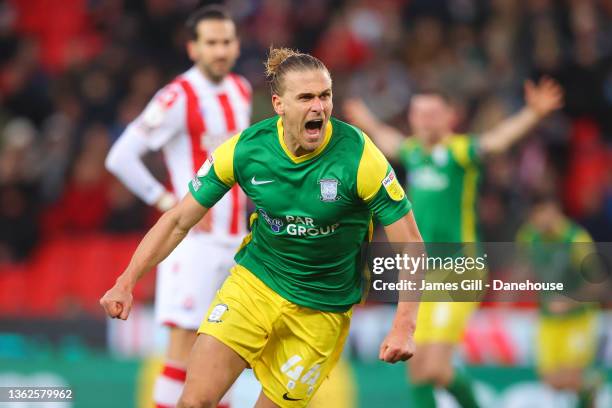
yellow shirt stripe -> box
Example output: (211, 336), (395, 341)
(461, 167), (478, 242)
(357, 133), (388, 202)
(448, 134), (478, 242)
(448, 134), (472, 168)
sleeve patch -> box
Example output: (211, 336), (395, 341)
(191, 176), (202, 191)
(382, 170), (405, 201)
(141, 85), (180, 129)
(141, 99), (167, 129)
(156, 84), (180, 108)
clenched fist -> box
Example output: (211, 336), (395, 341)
(379, 328), (416, 363)
(99, 283), (133, 320)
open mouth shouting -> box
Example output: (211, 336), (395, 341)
(304, 118), (325, 142)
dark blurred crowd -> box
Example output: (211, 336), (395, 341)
(1, 0), (612, 263)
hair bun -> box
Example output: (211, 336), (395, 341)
(265, 47), (301, 78)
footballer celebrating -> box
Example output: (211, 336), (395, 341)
(104, 6), (251, 407)
(101, 48), (423, 408)
(344, 78), (564, 407)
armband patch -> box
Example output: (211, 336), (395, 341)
(382, 170), (405, 201)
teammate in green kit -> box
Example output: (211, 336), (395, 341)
(100, 48), (423, 408)
(517, 194), (601, 408)
(344, 78), (564, 407)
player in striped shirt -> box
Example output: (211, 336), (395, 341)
(104, 6), (250, 408)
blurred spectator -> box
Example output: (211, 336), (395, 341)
(0, 119), (40, 262)
(103, 179), (149, 234)
(1, 38), (53, 125)
(563, 119), (609, 220)
(314, 14), (372, 73)
(11, 0), (104, 73)
(42, 124), (111, 236)
(347, 57), (413, 122)
(37, 114), (76, 203)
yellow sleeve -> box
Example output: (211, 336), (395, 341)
(357, 133), (411, 226)
(571, 228), (595, 267)
(189, 133), (240, 208)
(573, 229), (594, 243)
(357, 133), (389, 202)
(515, 224), (533, 243)
(211, 133), (240, 186)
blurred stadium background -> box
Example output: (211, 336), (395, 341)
(1, 0), (612, 407)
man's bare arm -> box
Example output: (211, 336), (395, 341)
(479, 77), (564, 155)
(100, 193), (208, 320)
(378, 210), (424, 363)
(343, 98), (404, 160)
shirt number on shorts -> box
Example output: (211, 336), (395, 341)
(281, 355), (322, 395)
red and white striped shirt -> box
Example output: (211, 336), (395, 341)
(109, 67), (252, 241)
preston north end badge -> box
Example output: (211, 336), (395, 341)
(319, 178), (340, 202)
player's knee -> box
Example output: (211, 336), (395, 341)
(409, 356), (452, 385)
(563, 372), (584, 391)
(409, 362), (438, 384)
(167, 327), (198, 363)
(408, 352), (426, 377)
(543, 373), (567, 391)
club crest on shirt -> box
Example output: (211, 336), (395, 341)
(141, 100), (166, 129)
(432, 145), (449, 167)
(382, 170), (405, 201)
(141, 84), (180, 129)
(319, 179), (340, 202)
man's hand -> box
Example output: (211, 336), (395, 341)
(524, 77), (564, 118)
(99, 194), (208, 322)
(480, 77), (565, 154)
(343, 98), (404, 160)
(155, 191), (178, 212)
(379, 328), (416, 363)
(100, 283), (134, 320)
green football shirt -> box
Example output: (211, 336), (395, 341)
(398, 135), (481, 243)
(516, 219), (596, 316)
(189, 116), (411, 312)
